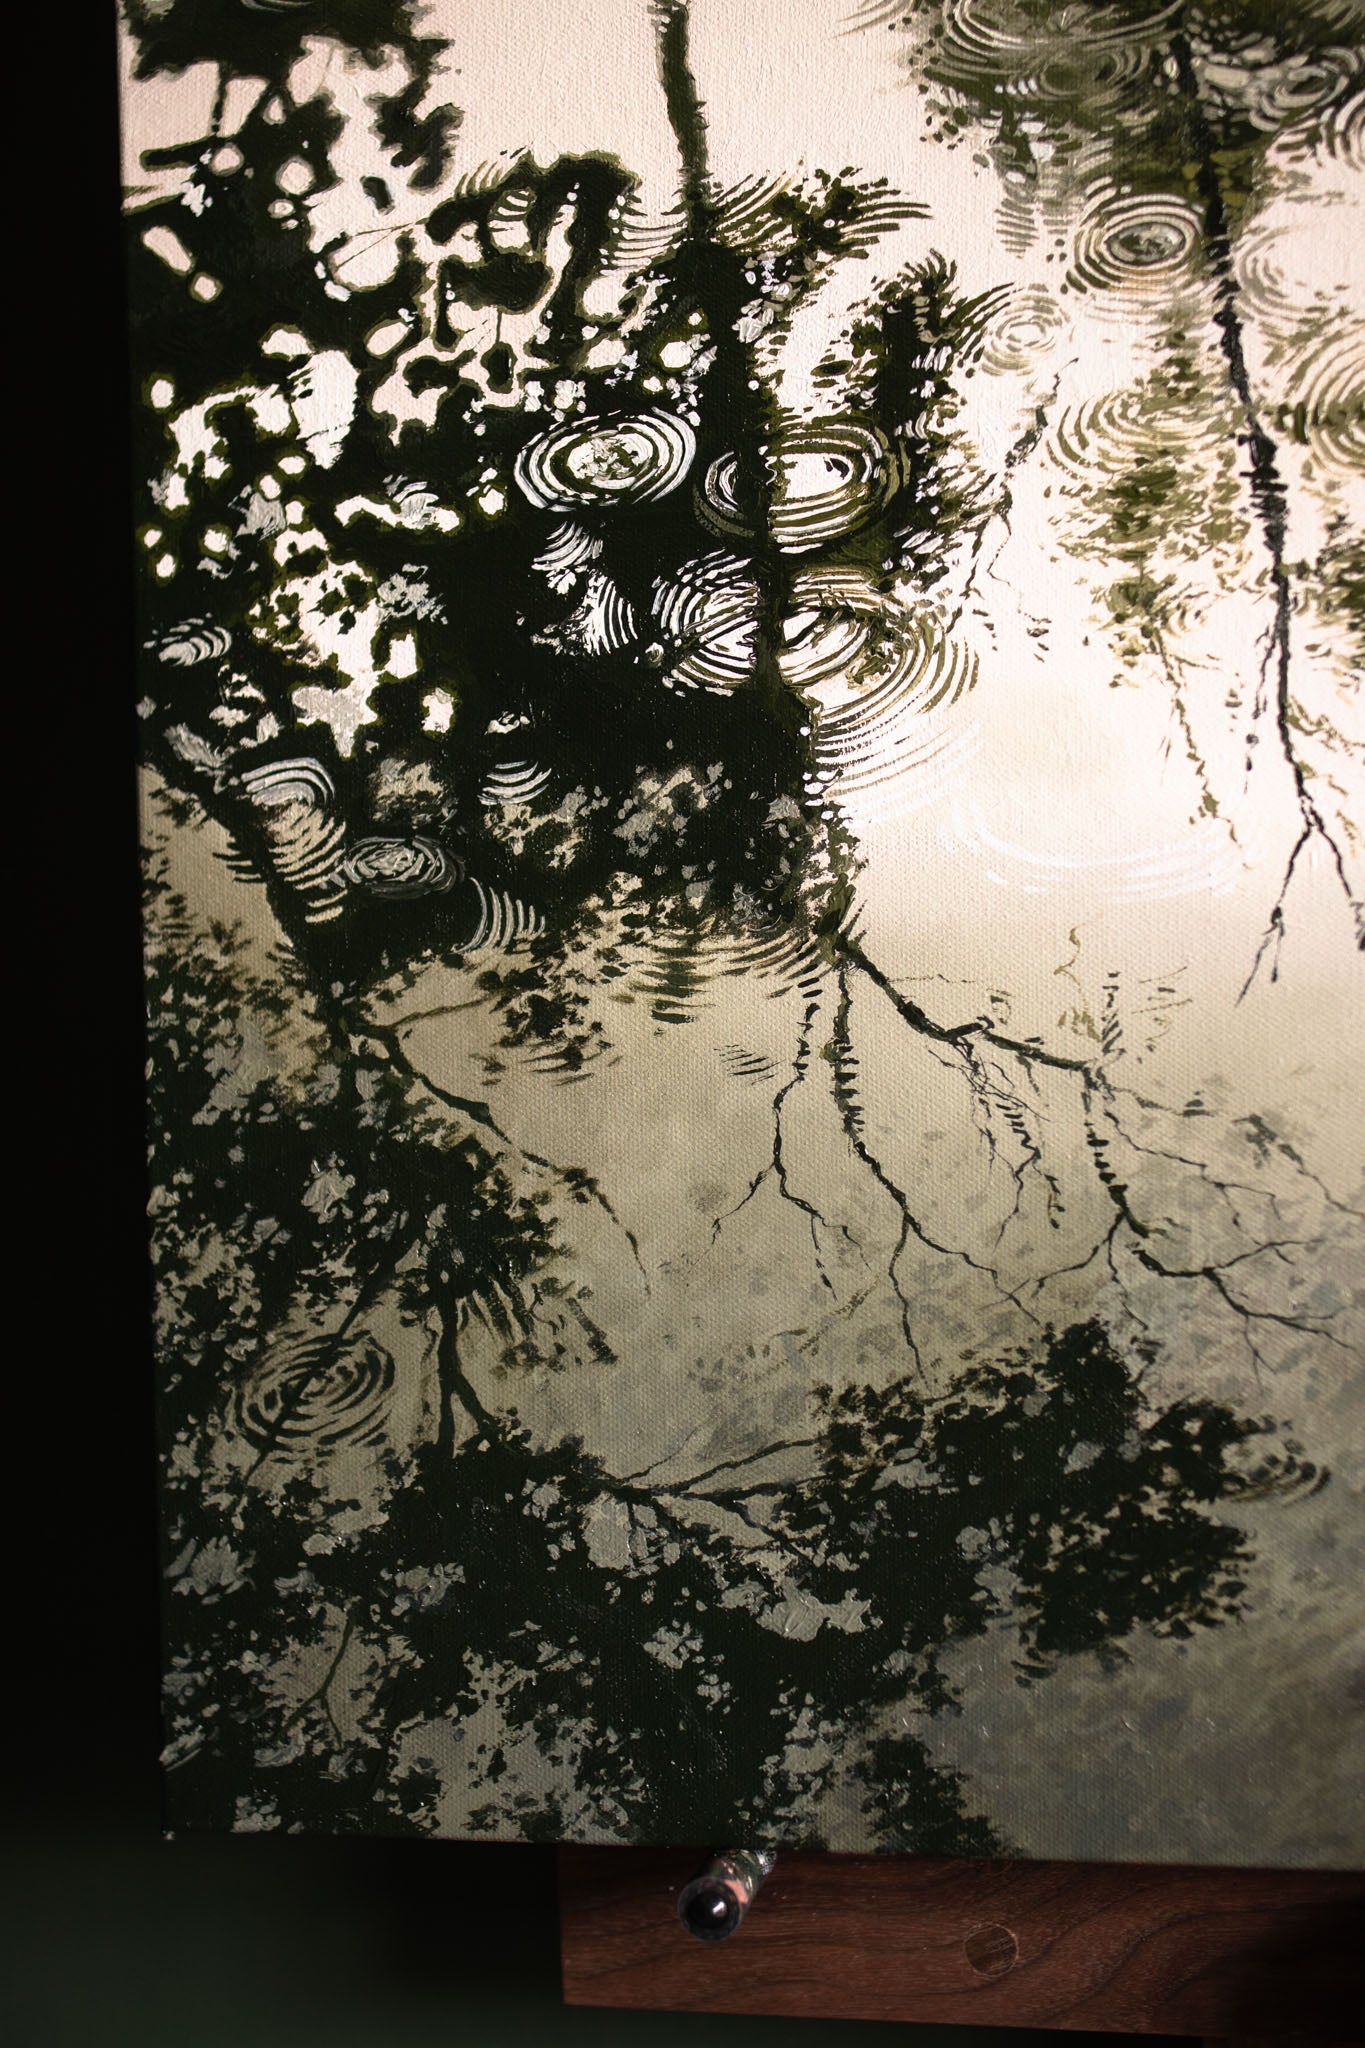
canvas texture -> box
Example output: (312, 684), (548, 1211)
(124, 0), (1364, 1861)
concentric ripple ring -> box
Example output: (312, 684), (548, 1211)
(514, 410), (697, 513)
(234, 1331), (397, 1457)
(699, 418), (899, 553)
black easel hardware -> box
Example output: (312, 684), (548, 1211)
(677, 1849), (777, 1942)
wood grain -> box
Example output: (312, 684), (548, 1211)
(560, 1848), (1364, 2036)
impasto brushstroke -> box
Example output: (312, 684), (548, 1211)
(123, 0), (1364, 1860)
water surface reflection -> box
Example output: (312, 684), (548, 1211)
(130, 0), (1364, 1860)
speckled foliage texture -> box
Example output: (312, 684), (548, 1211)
(125, 0), (1363, 1862)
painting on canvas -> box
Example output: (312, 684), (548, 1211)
(123, 0), (1364, 1860)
